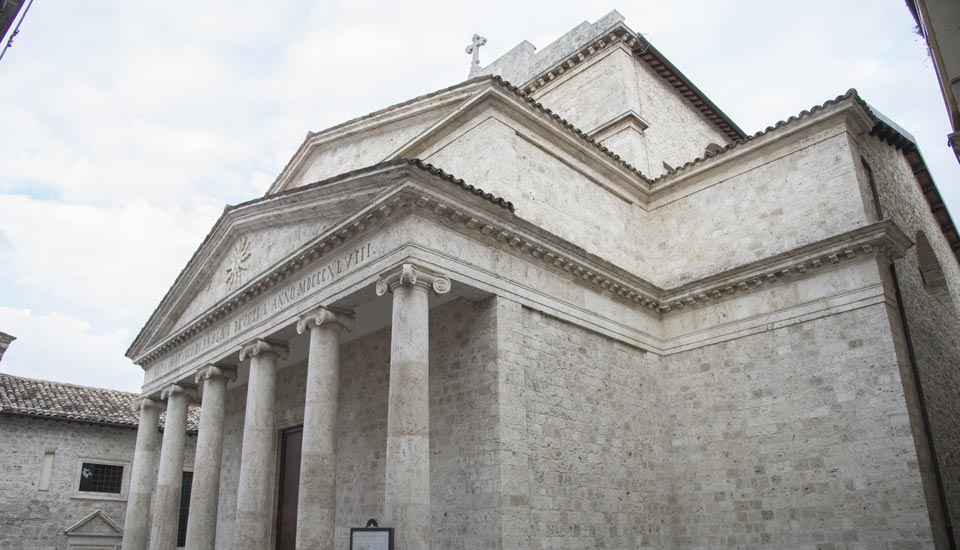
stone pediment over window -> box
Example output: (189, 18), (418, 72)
(64, 509), (123, 535)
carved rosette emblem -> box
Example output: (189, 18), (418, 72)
(224, 236), (252, 289)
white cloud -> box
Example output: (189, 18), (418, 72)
(0, 195), (221, 321)
(0, 308), (142, 393)
(0, 0), (957, 394)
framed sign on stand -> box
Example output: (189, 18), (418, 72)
(350, 518), (393, 550)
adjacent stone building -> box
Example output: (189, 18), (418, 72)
(122, 11), (960, 550)
(0, 367), (198, 550)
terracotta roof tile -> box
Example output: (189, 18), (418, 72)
(0, 373), (200, 431)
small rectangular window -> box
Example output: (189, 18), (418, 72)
(78, 462), (123, 494)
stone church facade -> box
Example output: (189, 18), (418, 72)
(122, 11), (960, 550)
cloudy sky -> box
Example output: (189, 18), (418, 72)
(0, 1), (956, 393)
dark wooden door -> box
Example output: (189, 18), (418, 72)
(276, 426), (302, 550)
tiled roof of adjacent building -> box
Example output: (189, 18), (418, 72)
(0, 372), (199, 431)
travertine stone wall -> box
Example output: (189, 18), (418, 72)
(286, 104), (459, 190)
(652, 125), (872, 286)
(859, 134), (960, 547)
(533, 48), (642, 142)
(513, 306), (670, 549)
(425, 108), (874, 289)
(531, 46), (730, 178)
(429, 298), (501, 549)
(0, 416), (196, 550)
(423, 113), (653, 278)
(665, 303), (935, 549)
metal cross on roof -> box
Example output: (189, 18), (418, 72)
(465, 34), (487, 78)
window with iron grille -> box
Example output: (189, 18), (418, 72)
(177, 471), (193, 548)
(78, 463), (123, 494)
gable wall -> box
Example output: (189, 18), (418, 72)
(172, 217), (340, 333)
(423, 112), (654, 279)
(284, 105), (459, 191)
(531, 46), (731, 178)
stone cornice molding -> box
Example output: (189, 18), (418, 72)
(132, 397), (163, 415)
(520, 26), (642, 96)
(375, 263), (451, 296)
(131, 171), (914, 370)
(296, 306), (356, 334)
(160, 383), (198, 403)
(516, 22), (744, 142)
(387, 86), (652, 202)
(268, 80), (492, 195)
(658, 220), (911, 313)
(194, 364), (238, 385)
(128, 160), (515, 365)
(239, 339), (290, 362)
(587, 110), (650, 143)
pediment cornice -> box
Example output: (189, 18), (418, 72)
(267, 80), (492, 195)
(127, 160), (514, 363)
(131, 156), (912, 367)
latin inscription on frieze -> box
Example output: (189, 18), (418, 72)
(146, 242), (374, 384)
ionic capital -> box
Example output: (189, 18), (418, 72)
(195, 364), (239, 385)
(296, 306), (356, 335)
(375, 263), (451, 296)
(160, 382), (198, 403)
(132, 396), (163, 415)
(239, 339), (290, 362)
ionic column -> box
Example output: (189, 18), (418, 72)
(376, 263), (450, 550)
(233, 339), (289, 550)
(184, 364), (237, 550)
(121, 398), (163, 550)
(294, 307), (355, 550)
(149, 383), (197, 550)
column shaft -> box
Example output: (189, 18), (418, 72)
(121, 399), (162, 550)
(385, 283), (432, 550)
(295, 308), (353, 550)
(234, 340), (287, 550)
(149, 385), (194, 550)
(185, 366), (235, 550)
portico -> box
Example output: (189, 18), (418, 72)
(121, 162), (535, 550)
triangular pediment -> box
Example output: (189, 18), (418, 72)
(130, 170), (404, 356)
(64, 510), (122, 536)
(268, 79), (493, 195)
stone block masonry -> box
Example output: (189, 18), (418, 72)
(666, 304), (934, 549)
(0, 415), (196, 550)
